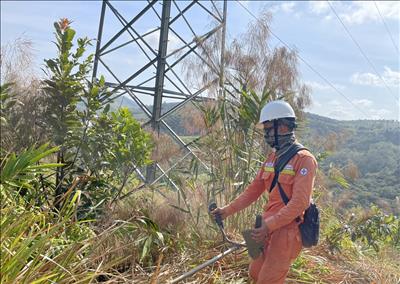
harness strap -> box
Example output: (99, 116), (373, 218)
(269, 143), (308, 222)
(269, 143), (307, 193)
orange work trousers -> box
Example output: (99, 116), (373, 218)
(249, 223), (302, 284)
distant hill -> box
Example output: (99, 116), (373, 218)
(110, 96), (199, 135)
(109, 95), (147, 120)
(110, 96), (180, 117)
(303, 113), (400, 214)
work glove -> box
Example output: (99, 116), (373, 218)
(251, 218), (269, 242)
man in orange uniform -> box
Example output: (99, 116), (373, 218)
(212, 100), (317, 283)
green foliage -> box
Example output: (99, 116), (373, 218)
(0, 17), (184, 283)
(42, 19), (95, 208)
(0, 143), (167, 282)
(37, 19), (153, 214)
(188, 89), (282, 231)
(0, 144), (95, 283)
(324, 206), (399, 253)
(304, 113), (400, 214)
(76, 107), (153, 217)
(42, 20), (91, 147)
(349, 206), (400, 251)
(1, 194), (94, 284)
(0, 83), (19, 125)
(109, 107), (152, 171)
(237, 89), (269, 131)
(0, 144), (63, 206)
(197, 102), (220, 129)
(113, 215), (166, 264)
(328, 164), (350, 190)
(290, 253), (330, 283)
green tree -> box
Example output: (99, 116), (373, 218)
(42, 18), (94, 207)
(41, 19), (153, 213)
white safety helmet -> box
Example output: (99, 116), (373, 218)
(259, 100), (296, 123)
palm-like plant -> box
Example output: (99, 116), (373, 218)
(0, 144), (164, 283)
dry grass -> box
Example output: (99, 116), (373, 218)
(349, 248), (400, 284)
(0, 37), (37, 87)
(147, 131), (182, 165)
(149, 196), (188, 234)
(93, 184), (400, 283)
(114, 243), (399, 284)
(287, 244), (400, 284)
(1, 37), (48, 152)
(101, 245), (250, 284)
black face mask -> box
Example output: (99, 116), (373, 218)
(264, 120), (295, 150)
(264, 131), (295, 150)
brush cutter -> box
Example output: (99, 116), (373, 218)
(169, 203), (264, 283)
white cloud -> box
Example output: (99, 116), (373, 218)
(143, 29), (181, 54)
(352, 99), (373, 108)
(340, 1), (400, 25)
(281, 2), (296, 13)
(309, 2), (330, 15)
(328, 99), (342, 107)
(311, 101), (322, 108)
(306, 98), (394, 120)
(306, 81), (345, 91)
(308, 1), (400, 25)
(350, 67), (400, 87)
(351, 72), (380, 86)
(322, 99), (354, 119)
(270, 2), (297, 14)
(308, 81), (330, 91)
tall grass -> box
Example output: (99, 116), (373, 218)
(0, 145), (171, 283)
(1, 191), (96, 283)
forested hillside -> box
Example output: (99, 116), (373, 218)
(303, 113), (400, 214)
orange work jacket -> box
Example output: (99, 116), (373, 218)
(224, 149), (317, 232)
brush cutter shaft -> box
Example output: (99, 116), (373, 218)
(169, 244), (243, 283)
(169, 203), (250, 283)
(220, 226), (246, 247)
(210, 202), (246, 247)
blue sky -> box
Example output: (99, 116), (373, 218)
(1, 1), (399, 121)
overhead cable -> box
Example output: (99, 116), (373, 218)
(235, 0), (371, 119)
(328, 1), (398, 103)
(373, 1), (399, 55)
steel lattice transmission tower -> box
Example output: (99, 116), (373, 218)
(92, 0), (227, 187)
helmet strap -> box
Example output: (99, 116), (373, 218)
(273, 119), (279, 150)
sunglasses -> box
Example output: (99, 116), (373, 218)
(264, 126), (275, 136)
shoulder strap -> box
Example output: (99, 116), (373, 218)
(269, 143), (308, 193)
(278, 182), (302, 222)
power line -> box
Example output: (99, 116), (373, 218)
(235, 0), (371, 119)
(328, 1), (399, 103)
(373, 1), (399, 56)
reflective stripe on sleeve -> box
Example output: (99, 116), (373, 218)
(264, 167), (274, 172)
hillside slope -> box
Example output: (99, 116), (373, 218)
(303, 113), (400, 214)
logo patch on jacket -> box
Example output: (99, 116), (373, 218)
(300, 168), (308, 176)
